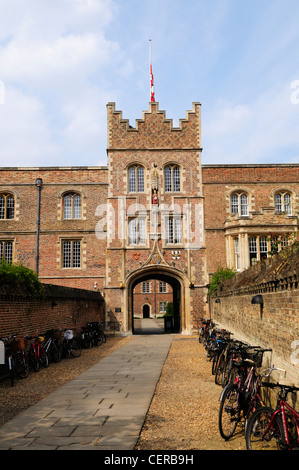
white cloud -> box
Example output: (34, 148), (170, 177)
(203, 81), (299, 164)
(0, 33), (119, 85)
(0, 87), (59, 166)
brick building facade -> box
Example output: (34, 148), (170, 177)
(0, 101), (298, 334)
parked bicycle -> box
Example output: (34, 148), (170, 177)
(42, 329), (62, 363)
(61, 329), (81, 358)
(0, 334), (29, 386)
(245, 381), (299, 450)
(80, 322), (106, 348)
(218, 346), (272, 441)
(27, 335), (49, 372)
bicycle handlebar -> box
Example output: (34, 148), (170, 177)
(261, 382), (299, 393)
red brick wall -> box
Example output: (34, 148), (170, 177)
(0, 283), (104, 341)
(202, 164), (299, 274)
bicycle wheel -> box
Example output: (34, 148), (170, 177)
(29, 347), (40, 372)
(69, 337), (82, 357)
(100, 331), (106, 343)
(215, 354), (225, 385)
(219, 382), (241, 440)
(49, 341), (61, 362)
(15, 352), (29, 379)
(212, 351), (219, 375)
(39, 347), (49, 368)
(245, 406), (285, 450)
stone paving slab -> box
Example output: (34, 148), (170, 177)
(0, 333), (173, 450)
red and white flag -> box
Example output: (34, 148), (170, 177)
(149, 40), (155, 102)
(150, 63), (155, 102)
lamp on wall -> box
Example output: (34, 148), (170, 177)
(251, 294), (263, 305)
(252, 294), (264, 320)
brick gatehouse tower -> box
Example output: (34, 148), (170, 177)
(105, 101), (208, 333)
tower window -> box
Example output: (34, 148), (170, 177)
(164, 165), (180, 192)
(128, 165), (144, 192)
(165, 216), (182, 244)
(128, 218), (146, 245)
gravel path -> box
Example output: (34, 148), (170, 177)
(136, 337), (246, 450)
(0, 334), (246, 450)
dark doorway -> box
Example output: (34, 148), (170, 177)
(130, 271), (182, 335)
(143, 304), (150, 318)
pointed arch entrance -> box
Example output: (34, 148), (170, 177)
(125, 265), (189, 334)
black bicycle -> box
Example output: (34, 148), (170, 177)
(0, 334), (29, 386)
(43, 329), (62, 363)
(61, 329), (82, 358)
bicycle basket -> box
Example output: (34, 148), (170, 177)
(11, 338), (25, 352)
(248, 350), (264, 368)
(64, 330), (73, 340)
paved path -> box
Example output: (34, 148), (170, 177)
(0, 328), (172, 450)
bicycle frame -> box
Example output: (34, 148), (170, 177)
(262, 401), (299, 448)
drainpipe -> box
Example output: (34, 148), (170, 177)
(35, 178), (43, 275)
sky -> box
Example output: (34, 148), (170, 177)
(0, 0), (299, 167)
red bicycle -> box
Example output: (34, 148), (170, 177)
(27, 335), (49, 372)
(245, 381), (299, 450)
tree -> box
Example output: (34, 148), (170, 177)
(208, 267), (236, 296)
(0, 261), (44, 297)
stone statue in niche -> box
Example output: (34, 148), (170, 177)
(152, 188), (159, 205)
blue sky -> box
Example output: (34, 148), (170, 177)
(0, 0), (299, 167)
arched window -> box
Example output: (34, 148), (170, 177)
(231, 192), (248, 216)
(275, 191), (292, 215)
(63, 193), (82, 219)
(0, 193), (14, 219)
(128, 165), (144, 192)
(164, 165), (180, 192)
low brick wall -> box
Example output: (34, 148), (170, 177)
(210, 253), (299, 388)
(0, 283), (104, 340)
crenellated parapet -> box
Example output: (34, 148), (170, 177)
(107, 101), (202, 150)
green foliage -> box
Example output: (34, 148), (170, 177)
(164, 302), (173, 317)
(208, 266), (236, 296)
(0, 261), (44, 297)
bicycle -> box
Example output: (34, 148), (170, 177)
(221, 340), (251, 387)
(61, 329), (82, 358)
(43, 329), (62, 363)
(198, 318), (215, 345)
(27, 335), (49, 372)
(11, 335), (29, 381)
(218, 346), (272, 441)
(0, 334), (17, 386)
(0, 334), (29, 386)
(245, 381), (299, 450)
(210, 330), (232, 375)
(214, 339), (247, 386)
(81, 322), (106, 348)
(92, 321), (106, 345)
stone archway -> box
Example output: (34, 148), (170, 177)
(124, 265), (189, 335)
